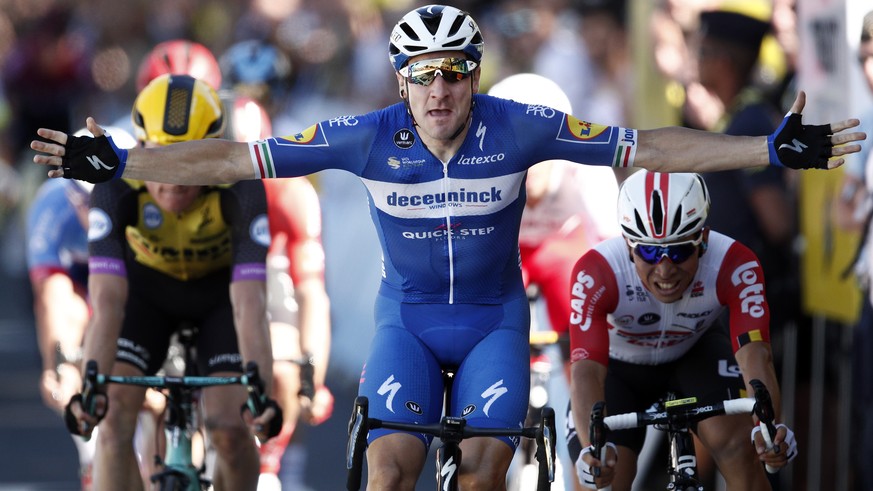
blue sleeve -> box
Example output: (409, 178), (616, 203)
(250, 112), (379, 178)
(487, 96), (636, 169)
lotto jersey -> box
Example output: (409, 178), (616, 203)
(568, 232), (771, 365)
(87, 179), (269, 282)
(249, 95), (637, 304)
(26, 179), (89, 287)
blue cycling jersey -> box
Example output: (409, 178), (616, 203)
(26, 179), (89, 287)
(250, 95), (636, 304)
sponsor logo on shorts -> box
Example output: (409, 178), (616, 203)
(405, 401), (423, 415)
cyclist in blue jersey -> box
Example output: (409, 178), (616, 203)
(30, 5), (865, 490)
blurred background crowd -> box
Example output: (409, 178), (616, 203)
(0, 0), (871, 489)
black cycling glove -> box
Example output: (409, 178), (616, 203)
(61, 133), (128, 183)
(241, 397), (284, 440)
(767, 113), (833, 169)
(64, 392), (107, 436)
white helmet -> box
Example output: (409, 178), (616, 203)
(487, 73), (572, 113)
(71, 126), (137, 193)
(617, 170), (710, 244)
(389, 5), (484, 71)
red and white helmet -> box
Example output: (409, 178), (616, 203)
(136, 39), (222, 91)
(617, 170), (710, 244)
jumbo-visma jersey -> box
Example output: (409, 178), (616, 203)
(249, 95), (637, 304)
(87, 179), (269, 282)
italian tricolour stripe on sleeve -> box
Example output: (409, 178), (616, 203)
(611, 128), (638, 168)
(249, 140), (276, 178)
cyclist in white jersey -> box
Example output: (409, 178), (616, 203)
(30, 5), (863, 490)
(566, 170), (797, 491)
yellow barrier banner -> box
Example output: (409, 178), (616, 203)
(799, 168), (862, 324)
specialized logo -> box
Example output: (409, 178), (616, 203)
(779, 138), (808, 153)
(143, 203), (163, 229)
(249, 214), (271, 247)
(405, 401), (423, 415)
(394, 128), (416, 149)
(475, 121), (486, 151)
(86, 155), (115, 170)
(377, 375), (402, 413)
(570, 270), (597, 331)
(441, 456), (457, 491)
(88, 208), (112, 241)
(730, 261), (765, 318)
(481, 380), (507, 417)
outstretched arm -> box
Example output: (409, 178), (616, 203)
(32, 117), (252, 184)
(635, 91), (865, 172)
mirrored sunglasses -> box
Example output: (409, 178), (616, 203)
(629, 235), (704, 265)
(399, 57), (478, 86)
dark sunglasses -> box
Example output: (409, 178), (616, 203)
(399, 57), (478, 86)
(629, 235), (704, 265)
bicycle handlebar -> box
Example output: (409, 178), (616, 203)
(603, 396), (756, 431)
(81, 359), (272, 420)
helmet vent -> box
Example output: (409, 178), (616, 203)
(400, 23), (421, 42)
(676, 218), (701, 237)
(670, 205), (683, 235)
(633, 211), (647, 238)
(622, 224), (642, 239)
(163, 76), (194, 136)
(448, 15), (465, 36)
(421, 15), (443, 37)
(651, 190), (664, 236)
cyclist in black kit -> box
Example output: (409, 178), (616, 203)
(63, 74), (279, 491)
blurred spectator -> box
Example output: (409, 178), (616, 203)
(691, 4), (798, 329)
(835, 9), (873, 490)
(1, 5), (93, 166)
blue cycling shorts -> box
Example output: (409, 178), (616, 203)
(359, 294), (531, 450)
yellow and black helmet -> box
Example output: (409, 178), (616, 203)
(132, 74), (225, 145)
